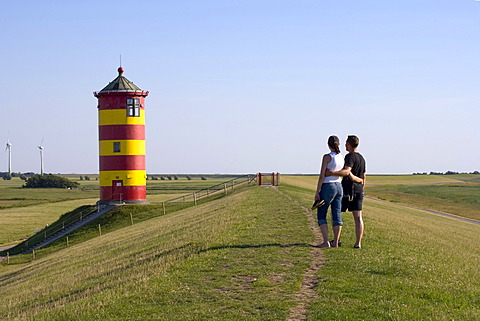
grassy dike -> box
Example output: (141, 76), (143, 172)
(0, 185), (313, 320)
(280, 180), (480, 320)
(2, 179), (479, 320)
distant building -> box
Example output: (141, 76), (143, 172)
(94, 67), (149, 203)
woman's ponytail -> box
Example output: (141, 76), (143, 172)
(328, 135), (341, 154)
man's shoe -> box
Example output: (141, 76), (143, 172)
(330, 240), (341, 247)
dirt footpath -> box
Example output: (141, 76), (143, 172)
(273, 187), (324, 321)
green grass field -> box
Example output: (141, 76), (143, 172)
(1, 175), (479, 320)
(0, 175), (247, 246)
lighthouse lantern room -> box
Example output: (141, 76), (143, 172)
(94, 67), (149, 204)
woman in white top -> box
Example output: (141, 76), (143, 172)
(314, 135), (345, 247)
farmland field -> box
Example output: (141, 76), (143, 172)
(1, 174), (479, 320)
(283, 174), (480, 221)
(280, 174), (468, 191)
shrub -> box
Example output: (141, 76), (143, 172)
(23, 174), (80, 189)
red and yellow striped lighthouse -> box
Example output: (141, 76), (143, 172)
(94, 67), (149, 203)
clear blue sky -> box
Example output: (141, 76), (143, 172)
(1, 0), (479, 174)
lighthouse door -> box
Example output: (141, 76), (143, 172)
(112, 180), (123, 201)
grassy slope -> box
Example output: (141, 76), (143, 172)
(0, 186), (312, 320)
(281, 179), (480, 320)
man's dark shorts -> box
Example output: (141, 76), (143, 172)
(341, 193), (364, 212)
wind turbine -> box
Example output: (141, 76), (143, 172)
(38, 138), (45, 175)
(5, 139), (12, 176)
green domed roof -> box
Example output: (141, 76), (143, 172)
(99, 67), (143, 92)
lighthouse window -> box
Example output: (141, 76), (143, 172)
(127, 98), (140, 117)
(113, 142), (121, 153)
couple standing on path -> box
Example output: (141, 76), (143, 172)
(314, 135), (366, 248)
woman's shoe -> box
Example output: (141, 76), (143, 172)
(318, 241), (331, 248)
(311, 199), (325, 210)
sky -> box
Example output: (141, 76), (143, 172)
(1, 0), (479, 174)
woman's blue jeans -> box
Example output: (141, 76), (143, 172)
(317, 182), (343, 226)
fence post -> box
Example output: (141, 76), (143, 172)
(130, 212), (134, 225)
(194, 193), (197, 206)
(66, 236), (69, 247)
(224, 183), (227, 195)
(32, 249), (36, 260)
(207, 188), (210, 196)
(44, 231), (47, 240)
(98, 224), (102, 236)
(6, 252), (9, 264)
(162, 202), (166, 215)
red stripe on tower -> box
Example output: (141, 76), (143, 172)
(99, 155), (146, 171)
(99, 125), (146, 141)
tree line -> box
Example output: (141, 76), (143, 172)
(412, 170), (479, 175)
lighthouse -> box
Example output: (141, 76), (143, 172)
(94, 67), (149, 204)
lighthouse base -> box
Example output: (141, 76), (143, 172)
(100, 185), (147, 204)
(97, 199), (150, 206)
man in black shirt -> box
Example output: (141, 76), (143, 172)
(326, 135), (366, 248)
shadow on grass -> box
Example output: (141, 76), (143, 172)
(201, 243), (312, 252)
